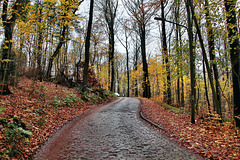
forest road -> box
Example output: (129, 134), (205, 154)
(34, 97), (203, 160)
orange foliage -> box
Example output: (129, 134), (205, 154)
(141, 98), (240, 160)
(0, 77), (108, 159)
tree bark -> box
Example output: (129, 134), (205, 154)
(46, 1), (81, 79)
(102, 0), (118, 92)
(185, 0), (196, 124)
(189, 0), (222, 118)
(179, 27), (185, 108)
(161, 1), (171, 104)
(140, 25), (151, 98)
(204, 0), (221, 112)
(82, 0), (94, 92)
(126, 35), (130, 97)
(224, 0), (240, 127)
(203, 59), (211, 114)
(0, 0), (26, 95)
(46, 25), (67, 79)
(110, 29), (115, 92)
(174, 0), (180, 107)
(134, 39), (139, 97)
(37, 4), (43, 81)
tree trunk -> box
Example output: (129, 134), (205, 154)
(37, 5), (43, 81)
(102, 0), (118, 92)
(185, 0), (196, 124)
(224, 0), (240, 127)
(46, 1), (80, 79)
(179, 27), (185, 108)
(203, 59), (211, 114)
(141, 25), (151, 98)
(46, 25), (67, 79)
(204, 0), (221, 112)
(110, 28), (115, 92)
(189, 0), (222, 118)
(134, 40), (139, 97)
(161, 1), (171, 104)
(0, 0), (24, 95)
(174, 1), (180, 107)
(126, 38), (130, 97)
(82, 0), (94, 92)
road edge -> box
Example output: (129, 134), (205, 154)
(33, 97), (122, 160)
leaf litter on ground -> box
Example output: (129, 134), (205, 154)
(0, 77), (115, 159)
(140, 98), (240, 160)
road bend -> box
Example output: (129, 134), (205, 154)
(34, 97), (202, 160)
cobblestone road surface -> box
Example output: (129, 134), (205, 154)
(34, 98), (203, 160)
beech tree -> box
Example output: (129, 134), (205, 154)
(185, 0), (196, 124)
(204, 0), (221, 111)
(189, 0), (222, 118)
(224, 0), (240, 127)
(117, 19), (132, 97)
(0, 0), (29, 95)
(160, 0), (171, 104)
(123, 0), (160, 98)
(98, 0), (118, 92)
(46, 0), (83, 79)
(82, 0), (94, 92)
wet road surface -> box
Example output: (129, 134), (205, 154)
(34, 97), (202, 160)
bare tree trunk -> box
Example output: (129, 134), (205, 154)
(101, 0), (118, 92)
(161, 1), (171, 104)
(140, 25), (151, 98)
(126, 38), (130, 97)
(174, 0), (180, 107)
(134, 38), (139, 97)
(0, 0), (26, 95)
(179, 27), (185, 108)
(203, 59), (211, 114)
(110, 29), (115, 92)
(37, 4), (43, 81)
(204, 0), (221, 112)
(224, 0), (240, 127)
(46, 25), (67, 79)
(82, 0), (94, 92)
(189, 0), (221, 118)
(185, 0), (196, 124)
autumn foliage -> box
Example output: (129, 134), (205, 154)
(140, 98), (240, 160)
(0, 77), (116, 159)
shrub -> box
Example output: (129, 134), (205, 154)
(51, 96), (62, 109)
(51, 94), (77, 108)
(37, 117), (46, 129)
(0, 115), (32, 159)
(62, 94), (77, 106)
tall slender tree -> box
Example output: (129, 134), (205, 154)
(161, 0), (171, 104)
(99, 0), (118, 92)
(189, 0), (222, 118)
(46, 0), (83, 79)
(0, 0), (29, 95)
(204, 0), (221, 111)
(185, 0), (196, 124)
(116, 20), (132, 97)
(83, 0), (95, 92)
(123, 0), (160, 98)
(36, 1), (43, 81)
(224, 0), (240, 127)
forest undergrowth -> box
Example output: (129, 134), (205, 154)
(141, 98), (240, 160)
(0, 77), (116, 159)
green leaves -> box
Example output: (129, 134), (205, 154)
(0, 106), (6, 113)
(51, 94), (77, 108)
(0, 115), (32, 158)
